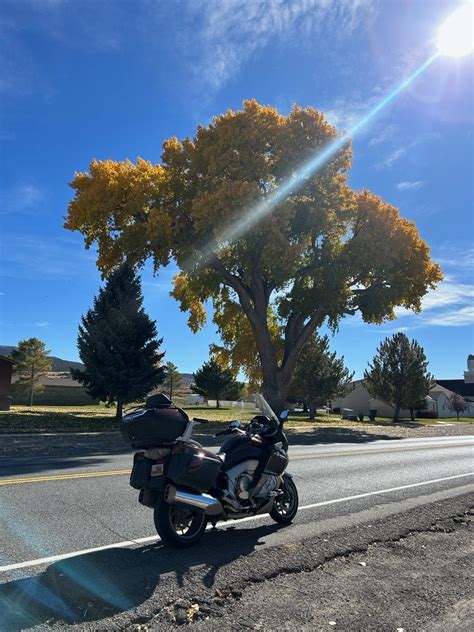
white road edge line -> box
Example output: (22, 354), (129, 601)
(1, 471), (473, 573)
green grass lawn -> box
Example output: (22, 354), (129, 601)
(0, 404), (353, 433)
(430, 417), (474, 423)
(0, 404), (118, 433)
(1, 404), (471, 434)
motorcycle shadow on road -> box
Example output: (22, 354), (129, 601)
(0, 521), (283, 630)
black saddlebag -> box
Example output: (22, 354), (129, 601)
(121, 403), (188, 449)
(167, 445), (221, 493)
(130, 451), (168, 491)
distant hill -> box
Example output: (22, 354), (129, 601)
(1, 345), (195, 382)
(0, 345), (84, 372)
(181, 373), (195, 386)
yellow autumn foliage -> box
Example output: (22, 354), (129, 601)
(65, 100), (442, 398)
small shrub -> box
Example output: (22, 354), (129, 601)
(416, 410), (437, 419)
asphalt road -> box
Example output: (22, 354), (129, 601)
(1, 435), (473, 574)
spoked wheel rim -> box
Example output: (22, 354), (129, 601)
(168, 505), (205, 540)
(274, 479), (297, 518)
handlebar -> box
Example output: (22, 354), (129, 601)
(193, 417), (209, 425)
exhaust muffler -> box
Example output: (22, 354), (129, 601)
(165, 485), (224, 516)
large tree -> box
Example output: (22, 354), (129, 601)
(289, 334), (354, 419)
(192, 359), (235, 408)
(11, 338), (52, 406)
(72, 264), (165, 420)
(163, 361), (184, 401)
(65, 100), (442, 412)
(364, 333), (433, 421)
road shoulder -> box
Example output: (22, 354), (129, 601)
(2, 491), (472, 631)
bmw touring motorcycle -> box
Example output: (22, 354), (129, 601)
(121, 394), (298, 547)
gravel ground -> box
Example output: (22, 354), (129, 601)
(1, 422), (473, 458)
(183, 510), (473, 632)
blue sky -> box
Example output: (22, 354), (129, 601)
(1, 0), (473, 380)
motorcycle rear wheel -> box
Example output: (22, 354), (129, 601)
(270, 474), (298, 524)
(154, 499), (207, 547)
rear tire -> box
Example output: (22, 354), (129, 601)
(154, 498), (207, 547)
(270, 474), (298, 524)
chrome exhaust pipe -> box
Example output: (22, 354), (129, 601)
(165, 485), (224, 516)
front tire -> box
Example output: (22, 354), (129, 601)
(270, 474), (298, 524)
(154, 498), (207, 547)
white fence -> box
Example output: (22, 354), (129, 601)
(207, 400), (257, 410)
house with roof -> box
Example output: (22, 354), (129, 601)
(331, 355), (474, 419)
(11, 372), (98, 406)
(425, 355), (474, 418)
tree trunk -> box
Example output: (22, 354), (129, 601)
(216, 395), (220, 409)
(29, 362), (35, 407)
(116, 399), (123, 421)
(393, 407), (400, 422)
(262, 370), (286, 416)
(308, 404), (316, 420)
(211, 257), (321, 416)
(410, 408), (415, 421)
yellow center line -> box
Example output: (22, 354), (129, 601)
(0, 442), (471, 486)
(0, 469), (130, 486)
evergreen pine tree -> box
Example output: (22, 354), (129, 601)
(72, 264), (165, 420)
(191, 359), (235, 408)
(163, 362), (184, 400)
(364, 333), (433, 421)
(289, 334), (354, 419)
(11, 338), (52, 406)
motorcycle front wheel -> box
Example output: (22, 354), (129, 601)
(270, 474), (299, 524)
(154, 499), (207, 547)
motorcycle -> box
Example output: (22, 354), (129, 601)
(121, 394), (298, 547)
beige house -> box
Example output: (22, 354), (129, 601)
(331, 380), (412, 419)
(332, 355), (474, 419)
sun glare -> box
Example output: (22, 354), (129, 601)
(437, 3), (474, 57)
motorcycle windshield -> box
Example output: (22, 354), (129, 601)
(254, 394), (279, 422)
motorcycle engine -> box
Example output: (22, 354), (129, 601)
(236, 472), (253, 500)
(253, 474), (279, 498)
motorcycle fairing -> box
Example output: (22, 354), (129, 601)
(219, 433), (264, 471)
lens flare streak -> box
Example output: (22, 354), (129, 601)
(194, 52), (439, 269)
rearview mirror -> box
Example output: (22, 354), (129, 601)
(230, 420), (241, 428)
(279, 409), (289, 420)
